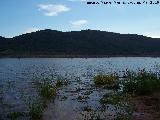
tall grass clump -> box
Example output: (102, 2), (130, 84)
(122, 69), (160, 95)
(27, 79), (57, 119)
(94, 74), (119, 88)
(29, 102), (44, 120)
(38, 80), (56, 100)
(7, 112), (24, 120)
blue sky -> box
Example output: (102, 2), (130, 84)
(0, 0), (160, 38)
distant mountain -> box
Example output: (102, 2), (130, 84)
(0, 36), (6, 40)
(1, 29), (160, 57)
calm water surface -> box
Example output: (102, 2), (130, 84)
(0, 57), (160, 82)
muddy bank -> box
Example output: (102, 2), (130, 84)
(132, 92), (160, 120)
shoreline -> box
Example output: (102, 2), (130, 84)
(1, 54), (160, 58)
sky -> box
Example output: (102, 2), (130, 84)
(0, 0), (160, 38)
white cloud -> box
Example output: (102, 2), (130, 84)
(24, 28), (39, 34)
(144, 31), (160, 38)
(148, 35), (160, 38)
(38, 4), (70, 16)
(70, 20), (88, 27)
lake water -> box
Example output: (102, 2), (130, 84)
(0, 57), (160, 120)
(1, 57), (160, 82)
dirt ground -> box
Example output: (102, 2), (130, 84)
(132, 92), (160, 120)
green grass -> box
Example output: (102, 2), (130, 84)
(27, 79), (58, 119)
(99, 92), (134, 120)
(81, 111), (104, 120)
(7, 112), (24, 120)
(115, 113), (132, 120)
(100, 94), (122, 105)
(29, 102), (44, 120)
(97, 69), (160, 119)
(100, 93), (132, 105)
(94, 74), (119, 88)
(122, 69), (160, 95)
(38, 80), (56, 100)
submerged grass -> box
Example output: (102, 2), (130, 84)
(81, 111), (104, 120)
(100, 92), (132, 105)
(55, 79), (63, 87)
(99, 92), (134, 120)
(55, 79), (68, 87)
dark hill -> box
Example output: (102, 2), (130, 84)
(1, 29), (160, 57)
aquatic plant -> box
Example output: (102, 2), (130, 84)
(55, 79), (63, 87)
(29, 102), (44, 120)
(77, 95), (89, 101)
(38, 80), (56, 100)
(94, 74), (119, 89)
(100, 93), (132, 105)
(61, 96), (68, 101)
(115, 113), (132, 120)
(122, 69), (160, 95)
(7, 112), (24, 120)
(26, 79), (57, 119)
(82, 106), (92, 112)
(81, 111), (104, 120)
(55, 79), (68, 87)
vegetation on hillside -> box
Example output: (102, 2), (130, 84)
(1, 29), (160, 56)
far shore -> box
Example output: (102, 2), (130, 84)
(1, 54), (160, 58)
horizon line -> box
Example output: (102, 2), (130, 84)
(1, 29), (159, 39)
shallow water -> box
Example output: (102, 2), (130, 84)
(0, 57), (160, 120)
